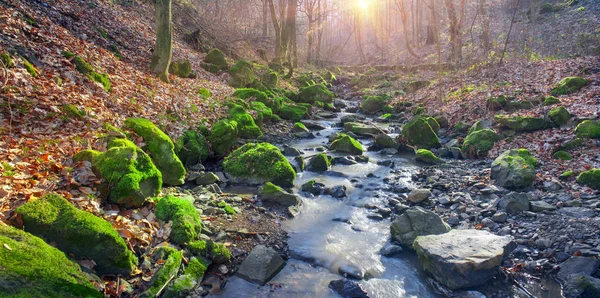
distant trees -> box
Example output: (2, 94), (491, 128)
(150, 0), (172, 83)
(267, 0), (298, 77)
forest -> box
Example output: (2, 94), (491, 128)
(0, 0), (599, 297)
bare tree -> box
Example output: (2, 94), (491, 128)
(150, 0), (172, 83)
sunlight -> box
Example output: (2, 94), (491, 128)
(355, 0), (370, 10)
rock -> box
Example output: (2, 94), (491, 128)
(415, 149), (443, 164)
(196, 172), (220, 185)
(330, 134), (363, 155)
(375, 134), (399, 149)
(332, 156), (358, 165)
(279, 103), (308, 121)
(390, 206), (450, 249)
(548, 106), (570, 126)
(300, 120), (326, 131)
(577, 168), (600, 189)
(461, 129), (498, 158)
(339, 263), (364, 279)
(498, 192), (531, 214)
(124, 118), (186, 185)
(407, 189), (432, 203)
(282, 146), (301, 156)
(360, 95), (388, 114)
(413, 229), (515, 290)
(329, 185), (347, 198)
(344, 122), (380, 137)
(559, 207), (596, 218)
(380, 148), (398, 155)
(223, 143), (296, 187)
(17, 194), (138, 275)
(156, 196), (203, 245)
(492, 212), (508, 223)
(402, 116), (440, 149)
(297, 84), (334, 104)
(341, 114), (366, 124)
(380, 243), (403, 256)
(308, 153), (331, 173)
(292, 122), (309, 133)
(0, 224), (103, 297)
(557, 256), (600, 281)
(204, 49), (228, 70)
(229, 105), (263, 139)
(229, 60), (254, 87)
(529, 201), (557, 212)
(141, 248), (183, 297)
(328, 279), (369, 298)
(494, 115), (553, 132)
(260, 182), (302, 207)
(301, 180), (326, 195)
(236, 245), (286, 286)
(176, 130), (209, 166)
(210, 119), (239, 157)
(563, 273), (600, 298)
(491, 149), (537, 189)
(550, 77), (587, 95)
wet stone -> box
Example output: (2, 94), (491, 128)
(328, 279), (369, 298)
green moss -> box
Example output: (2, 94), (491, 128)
(210, 119), (239, 156)
(505, 100), (534, 112)
(185, 257), (207, 279)
(201, 62), (220, 74)
(415, 149), (443, 164)
(560, 170), (575, 180)
(381, 113), (393, 119)
(577, 169), (600, 189)
(90, 72), (112, 92)
(223, 142), (296, 187)
(61, 104), (86, 119)
(467, 120), (486, 135)
(308, 153), (330, 173)
(1, 53), (14, 68)
(124, 118), (186, 185)
(205, 49), (228, 70)
(494, 114), (552, 131)
(228, 105), (263, 139)
(187, 240), (208, 256)
(72, 149), (101, 163)
(426, 117), (440, 132)
(169, 60), (192, 78)
(344, 122), (380, 136)
(98, 27), (108, 39)
(543, 96), (560, 106)
(551, 77), (587, 95)
(329, 134), (363, 155)
(187, 240), (230, 264)
(94, 139), (162, 207)
(109, 44), (123, 59)
(548, 106), (570, 126)
(68, 55), (111, 91)
(454, 121), (469, 133)
(22, 57), (38, 77)
(260, 71), (278, 89)
(297, 84), (334, 104)
(0, 224), (103, 298)
(292, 122), (309, 133)
(382, 105), (394, 114)
(491, 149), (538, 188)
(141, 249), (183, 298)
(402, 116), (440, 149)
(297, 72), (326, 86)
(218, 201), (236, 215)
(229, 60), (254, 87)
(233, 88), (268, 102)
(250, 101), (279, 125)
(156, 196), (202, 245)
(211, 242), (231, 264)
(17, 194), (138, 275)
(360, 95), (388, 114)
(72, 56), (94, 75)
(575, 120), (600, 138)
(279, 103), (308, 121)
(413, 107), (425, 115)
(176, 130), (209, 166)
(553, 150), (573, 160)
(197, 87), (211, 98)
(462, 129), (498, 158)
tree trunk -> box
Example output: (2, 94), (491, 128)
(263, 0), (268, 36)
(479, 0), (491, 54)
(267, 0), (284, 62)
(150, 0), (172, 83)
(444, 0), (465, 65)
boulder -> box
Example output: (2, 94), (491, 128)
(575, 120), (600, 139)
(228, 105), (263, 139)
(498, 192), (531, 214)
(344, 122), (380, 137)
(330, 134), (363, 155)
(529, 201), (557, 212)
(360, 95), (388, 114)
(328, 279), (369, 298)
(176, 130), (209, 166)
(236, 245), (286, 285)
(292, 122), (309, 133)
(279, 103), (308, 121)
(414, 230), (515, 290)
(124, 118), (186, 185)
(260, 182), (302, 207)
(301, 180), (326, 195)
(229, 60), (254, 87)
(415, 149), (443, 164)
(196, 172), (220, 185)
(155, 196), (203, 245)
(548, 106), (570, 126)
(308, 153), (331, 173)
(551, 77), (587, 95)
(559, 207), (596, 218)
(223, 143), (296, 187)
(494, 115), (552, 132)
(375, 134), (399, 149)
(553, 150), (573, 161)
(461, 129), (498, 158)
(402, 116), (440, 149)
(17, 194), (138, 275)
(563, 273), (600, 298)
(297, 84), (334, 104)
(390, 206), (450, 249)
(407, 189), (432, 203)
(557, 256), (600, 281)
(491, 149), (537, 189)
(204, 49), (228, 70)
(210, 119), (239, 157)
(543, 96), (560, 106)
(577, 168), (600, 189)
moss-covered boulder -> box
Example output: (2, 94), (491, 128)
(308, 153), (331, 173)
(188, 240), (231, 264)
(201, 62), (220, 74)
(416, 149), (443, 164)
(505, 100), (534, 112)
(548, 106), (570, 126)
(343, 122), (380, 137)
(426, 117), (441, 132)
(163, 257), (207, 297)
(229, 60), (254, 87)
(462, 129), (498, 158)
(491, 149), (538, 189)
(329, 134), (363, 155)
(124, 118), (186, 185)
(233, 88), (268, 102)
(210, 119), (239, 157)
(402, 116), (440, 149)
(360, 95), (388, 114)
(279, 103), (308, 121)
(155, 196), (202, 245)
(575, 120), (600, 139)
(260, 71), (278, 89)
(223, 143), (296, 187)
(486, 96), (507, 110)
(228, 105), (263, 139)
(553, 150), (573, 160)
(551, 77), (587, 95)
(560, 170), (575, 180)
(17, 194), (138, 275)
(251, 101), (279, 125)
(205, 49), (228, 70)
(467, 120), (487, 136)
(494, 114), (552, 131)
(176, 130), (209, 166)
(169, 60), (192, 78)
(73, 149), (101, 163)
(292, 122), (309, 133)
(93, 139), (162, 207)
(297, 84), (334, 104)
(375, 134), (399, 149)
(0, 224), (103, 298)
(577, 169), (600, 190)
(543, 96), (560, 106)
(260, 182), (301, 207)
(140, 247), (183, 298)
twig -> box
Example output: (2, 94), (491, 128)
(501, 268), (537, 298)
(155, 273), (175, 298)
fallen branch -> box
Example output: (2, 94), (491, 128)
(155, 273), (176, 298)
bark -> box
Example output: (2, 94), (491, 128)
(151, 0), (172, 83)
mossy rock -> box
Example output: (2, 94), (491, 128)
(467, 120), (487, 136)
(22, 57), (38, 77)
(176, 130), (209, 166)
(413, 107), (425, 115)
(260, 71), (278, 89)
(551, 77), (587, 95)
(543, 96), (560, 106)
(553, 150), (573, 161)
(201, 62), (220, 74)
(415, 149), (443, 164)
(343, 122), (380, 137)
(548, 106), (570, 126)
(402, 116), (440, 149)
(17, 194), (138, 275)
(156, 196), (202, 245)
(297, 84), (334, 104)
(454, 121), (469, 133)
(141, 248), (183, 298)
(124, 118), (186, 185)
(486, 96), (507, 110)
(382, 105), (394, 114)
(462, 129), (498, 158)
(210, 119), (239, 157)
(426, 117), (441, 132)
(360, 95), (388, 114)
(169, 60), (192, 78)
(187, 240), (231, 264)
(279, 103), (308, 121)
(233, 88), (268, 102)
(250, 101), (279, 125)
(223, 142), (296, 187)
(329, 134), (363, 155)
(1, 52), (14, 68)
(434, 115), (450, 129)
(576, 169), (600, 189)
(292, 122), (309, 133)
(560, 170), (575, 180)
(375, 134), (399, 149)
(494, 114), (552, 131)
(308, 153), (331, 173)
(229, 60), (254, 87)
(93, 139), (162, 207)
(205, 49), (228, 70)
(0, 224), (103, 298)
(575, 120), (600, 138)
(491, 149), (538, 189)
(73, 149), (101, 163)
(505, 100), (534, 112)
(61, 104), (86, 119)
(228, 105), (263, 139)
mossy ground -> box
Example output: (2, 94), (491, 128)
(22, 57), (38, 77)
(66, 53), (111, 91)
(155, 196), (202, 245)
(1, 52), (14, 68)
(223, 142), (296, 187)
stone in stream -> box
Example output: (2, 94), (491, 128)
(236, 245), (286, 285)
(380, 243), (403, 256)
(559, 207), (596, 218)
(491, 149), (537, 189)
(300, 120), (327, 131)
(344, 122), (380, 137)
(308, 153), (331, 173)
(374, 133), (399, 149)
(329, 134), (364, 155)
(413, 229), (516, 290)
(301, 180), (326, 195)
(328, 279), (369, 298)
(390, 206), (450, 249)
(341, 114), (366, 125)
(196, 171), (220, 185)
(498, 192), (531, 214)
(282, 145), (302, 156)
(332, 156), (358, 165)
(338, 263), (364, 279)
(260, 182), (302, 207)
(407, 188), (432, 203)
(562, 273), (600, 298)
(557, 256), (600, 282)
(327, 185), (347, 199)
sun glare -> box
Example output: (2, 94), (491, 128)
(356, 0), (370, 10)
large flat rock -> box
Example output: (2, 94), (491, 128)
(390, 206), (450, 249)
(236, 245), (286, 286)
(413, 229), (515, 290)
